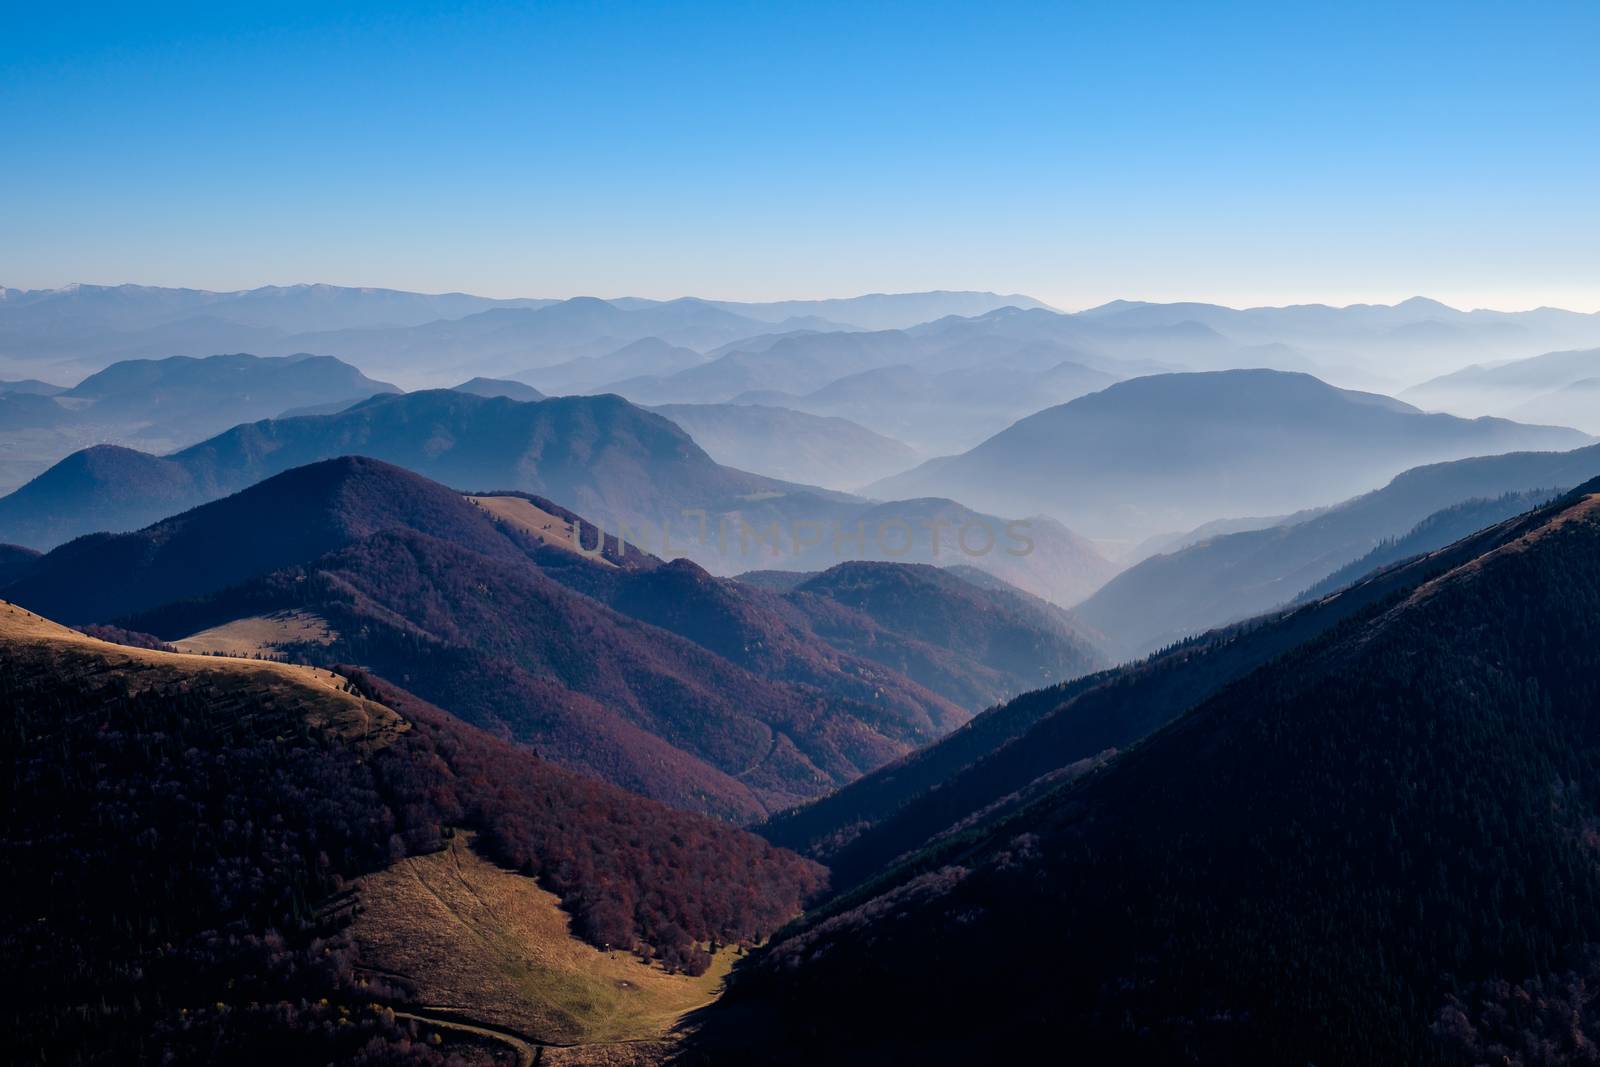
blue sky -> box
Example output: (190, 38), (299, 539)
(2, 1), (1597, 309)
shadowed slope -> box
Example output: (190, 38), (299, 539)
(709, 483), (1600, 1066)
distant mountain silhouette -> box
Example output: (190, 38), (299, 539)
(523, 336), (707, 392)
(610, 330), (925, 404)
(0, 390), (782, 549)
(0, 285), (1053, 381)
(867, 370), (1591, 540)
(265, 297), (804, 384)
(0, 391), (1113, 607)
(449, 375), (546, 401)
(0, 352), (399, 495)
(1506, 376), (1600, 434)
(726, 360), (1119, 453)
(699, 290), (1054, 331)
(10, 287), (1600, 392)
(0, 378), (65, 396)
(1403, 345), (1600, 417)
(1077, 441), (1600, 657)
(650, 402), (920, 490)
(0, 391), (72, 431)
(60, 352), (400, 439)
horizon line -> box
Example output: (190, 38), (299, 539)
(4, 280), (1598, 318)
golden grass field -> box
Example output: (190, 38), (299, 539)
(468, 494), (618, 567)
(353, 834), (735, 1051)
(172, 608), (340, 656)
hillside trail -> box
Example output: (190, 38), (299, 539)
(392, 1009), (540, 1066)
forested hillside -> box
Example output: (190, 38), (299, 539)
(701, 482), (1600, 1066)
(0, 603), (820, 1064)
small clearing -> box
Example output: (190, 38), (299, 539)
(173, 608), (338, 657)
(468, 495), (616, 567)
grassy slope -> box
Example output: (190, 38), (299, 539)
(355, 834), (733, 1047)
(0, 598), (402, 748)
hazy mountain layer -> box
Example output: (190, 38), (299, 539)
(650, 402), (921, 490)
(1077, 441), (1600, 657)
(868, 369), (1590, 541)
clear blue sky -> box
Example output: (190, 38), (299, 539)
(3, 1), (1597, 310)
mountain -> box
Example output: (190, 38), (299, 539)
(0, 281), (550, 336)
(0, 282), (555, 376)
(3, 455), (516, 624)
(609, 329), (926, 404)
(0, 390), (1114, 607)
(0, 377), (65, 395)
(649, 402), (921, 490)
(703, 479), (1600, 1066)
(1402, 345), (1600, 417)
(0, 390), (71, 430)
(449, 375), (546, 401)
(60, 351), (399, 433)
(4, 457), (974, 821)
(0, 390), (783, 550)
(1507, 376), (1600, 434)
(269, 297), (793, 385)
(1291, 488), (1557, 602)
(780, 562), (1107, 708)
(1076, 441), (1600, 657)
(867, 370), (1591, 541)
(733, 569), (815, 592)
(461, 494), (1103, 709)
(1068, 297), (1600, 381)
(701, 291), (1054, 330)
(0, 284), (1040, 352)
(757, 504), (1503, 882)
(767, 496), (1121, 608)
(522, 335), (708, 392)
(546, 546), (1105, 713)
(521, 545), (991, 712)
(729, 359), (1120, 454)
(10, 288), (1599, 393)
(0, 444), (216, 548)
(0, 544), (38, 584)
(0, 352), (400, 495)
(0, 599), (821, 1063)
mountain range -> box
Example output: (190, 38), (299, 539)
(0, 351), (398, 492)
(0, 284), (1050, 386)
(0, 388), (1115, 604)
(1402, 346), (1600, 426)
(726, 359), (1121, 454)
(2, 457), (1115, 822)
(12, 285), (1600, 400)
(16, 281), (1600, 1066)
(647, 402), (921, 490)
(1076, 440), (1600, 656)
(867, 369), (1591, 541)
